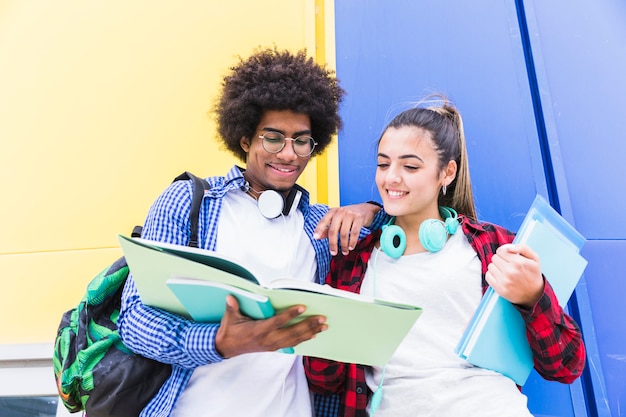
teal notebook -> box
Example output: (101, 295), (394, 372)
(455, 195), (588, 386)
(166, 276), (275, 322)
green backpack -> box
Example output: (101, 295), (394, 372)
(53, 172), (209, 417)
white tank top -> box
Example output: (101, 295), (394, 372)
(360, 229), (533, 417)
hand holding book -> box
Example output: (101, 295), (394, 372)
(215, 294), (327, 358)
(485, 242), (545, 309)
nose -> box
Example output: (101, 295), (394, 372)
(385, 165), (402, 184)
(276, 139), (299, 160)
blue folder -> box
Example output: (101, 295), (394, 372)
(455, 195), (588, 386)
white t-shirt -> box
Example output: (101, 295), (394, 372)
(360, 229), (533, 417)
(171, 189), (317, 417)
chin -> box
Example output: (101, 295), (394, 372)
(271, 183), (296, 192)
(381, 202), (406, 217)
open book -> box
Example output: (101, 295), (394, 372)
(455, 195), (588, 385)
(118, 235), (423, 367)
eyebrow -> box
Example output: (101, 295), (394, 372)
(262, 127), (312, 137)
(377, 152), (424, 163)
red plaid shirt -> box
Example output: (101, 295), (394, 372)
(305, 216), (586, 417)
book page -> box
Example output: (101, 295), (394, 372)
(266, 278), (375, 301)
(266, 278), (419, 309)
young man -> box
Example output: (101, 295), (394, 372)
(118, 47), (385, 417)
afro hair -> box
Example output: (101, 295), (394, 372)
(212, 47), (345, 161)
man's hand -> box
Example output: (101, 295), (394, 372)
(485, 243), (545, 309)
(314, 202), (382, 256)
(215, 295), (327, 358)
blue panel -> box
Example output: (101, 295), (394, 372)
(580, 240), (626, 415)
(523, 0), (626, 239)
(334, 0), (547, 231)
(524, 372), (575, 417)
(523, 1), (625, 414)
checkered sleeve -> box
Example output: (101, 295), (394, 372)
(313, 393), (341, 417)
(304, 356), (348, 397)
(119, 274), (224, 368)
(521, 280), (586, 383)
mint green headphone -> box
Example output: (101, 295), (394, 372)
(380, 206), (459, 257)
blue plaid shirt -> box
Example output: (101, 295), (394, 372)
(119, 165), (384, 417)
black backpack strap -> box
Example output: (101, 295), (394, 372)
(173, 172), (211, 248)
(131, 225), (143, 238)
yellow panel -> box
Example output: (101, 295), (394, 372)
(0, 0), (308, 255)
(0, 249), (122, 344)
(314, 0), (329, 205)
(300, 0), (340, 207)
(323, 0), (340, 208)
(0, 0), (330, 345)
(313, 0), (340, 207)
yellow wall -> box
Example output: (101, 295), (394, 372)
(0, 0), (338, 344)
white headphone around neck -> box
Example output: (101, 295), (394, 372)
(251, 187), (302, 219)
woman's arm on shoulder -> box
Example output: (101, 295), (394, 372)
(313, 202), (388, 256)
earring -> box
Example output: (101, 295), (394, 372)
(442, 185), (447, 196)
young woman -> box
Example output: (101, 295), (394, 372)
(305, 96), (586, 417)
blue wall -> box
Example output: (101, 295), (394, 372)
(334, 0), (626, 415)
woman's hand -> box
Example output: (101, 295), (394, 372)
(314, 202), (382, 256)
(486, 243), (545, 309)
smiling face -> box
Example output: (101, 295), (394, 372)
(376, 126), (457, 225)
(240, 110), (312, 194)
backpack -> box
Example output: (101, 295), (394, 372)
(53, 172), (209, 417)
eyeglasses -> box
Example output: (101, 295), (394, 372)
(259, 131), (317, 157)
